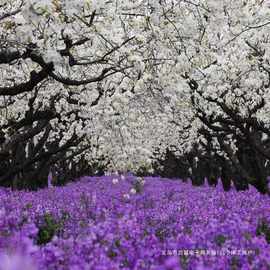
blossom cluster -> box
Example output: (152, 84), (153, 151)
(0, 175), (269, 269)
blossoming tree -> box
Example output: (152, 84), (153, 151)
(0, 0), (270, 193)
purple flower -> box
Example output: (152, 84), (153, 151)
(0, 176), (269, 269)
(0, 253), (37, 270)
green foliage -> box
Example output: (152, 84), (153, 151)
(107, 239), (122, 259)
(114, 239), (121, 248)
(179, 255), (189, 270)
(107, 249), (118, 259)
(155, 227), (168, 241)
(214, 234), (227, 247)
(256, 218), (270, 244)
(36, 213), (58, 245)
(36, 211), (69, 245)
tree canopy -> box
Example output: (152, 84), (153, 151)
(1, 0), (270, 192)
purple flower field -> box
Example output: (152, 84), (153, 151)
(0, 175), (270, 270)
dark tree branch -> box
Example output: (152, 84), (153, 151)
(0, 63), (54, 96)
